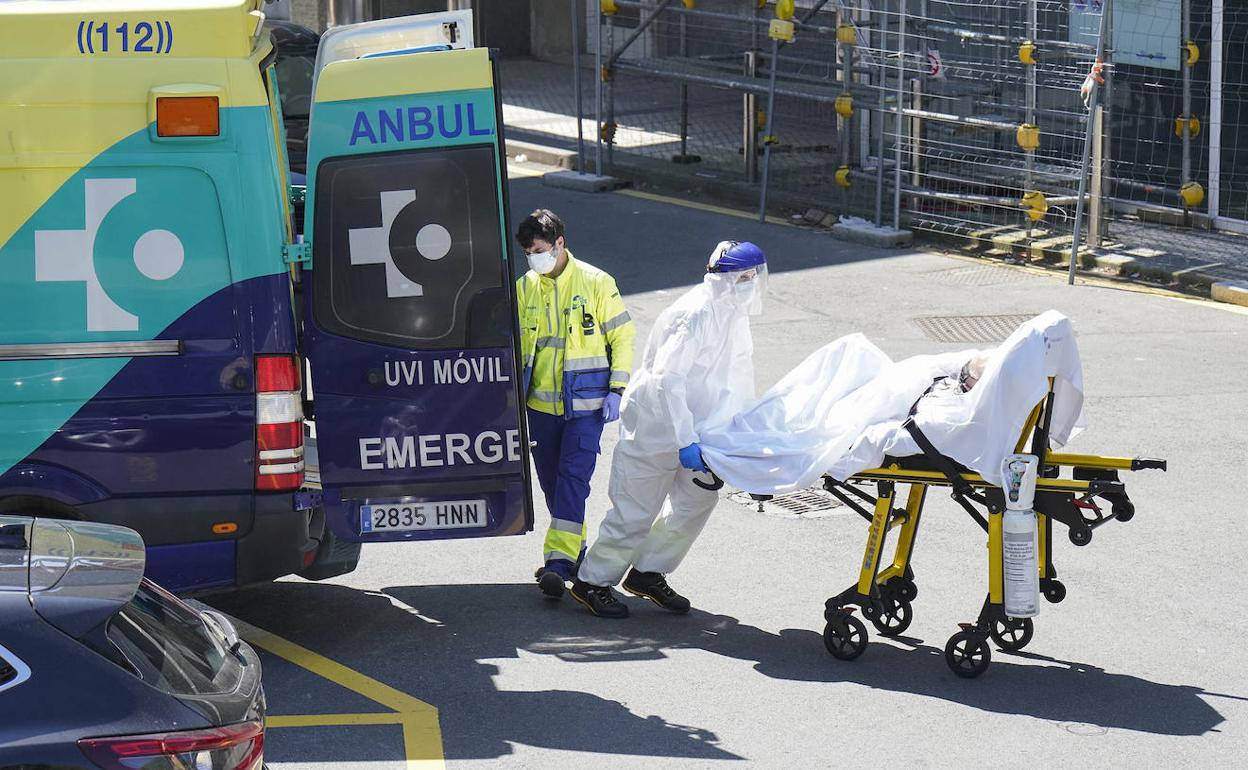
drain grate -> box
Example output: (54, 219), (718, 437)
(914, 314), (1034, 344)
(929, 264), (1038, 287)
(730, 486), (844, 519)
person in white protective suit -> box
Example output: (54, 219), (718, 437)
(569, 240), (767, 618)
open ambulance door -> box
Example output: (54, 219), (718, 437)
(301, 12), (533, 544)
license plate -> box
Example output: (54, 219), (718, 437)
(359, 499), (488, 533)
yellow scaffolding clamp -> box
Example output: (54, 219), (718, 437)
(835, 165), (852, 188)
(1019, 40), (1038, 65)
(1174, 115), (1201, 138)
(763, 134), (780, 146)
(1185, 40), (1200, 67)
(1180, 181), (1205, 208)
(775, 0), (795, 19)
(600, 0), (618, 15)
(756, 109), (767, 132)
(600, 65), (612, 82)
(599, 121), (617, 144)
(1021, 190), (1048, 221)
(837, 23), (857, 46)
(1016, 123), (1040, 152)
(769, 19), (795, 41)
(835, 93), (854, 119)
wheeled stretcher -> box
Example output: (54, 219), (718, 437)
(814, 380), (1166, 677)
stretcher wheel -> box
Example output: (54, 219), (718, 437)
(895, 577), (918, 603)
(823, 614), (868, 661)
(1112, 499), (1135, 522)
(989, 616), (1034, 652)
(945, 630), (991, 678)
(1069, 526), (1093, 546)
(1042, 580), (1067, 604)
(870, 599), (913, 637)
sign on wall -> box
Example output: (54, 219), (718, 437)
(1070, 0), (1182, 72)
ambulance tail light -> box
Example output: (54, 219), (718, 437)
(255, 355), (304, 492)
(155, 96), (221, 137)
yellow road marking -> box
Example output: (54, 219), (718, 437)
(936, 251), (1248, 315)
(266, 713), (407, 728)
(506, 161), (545, 179)
(615, 188), (797, 227)
(232, 618), (444, 769)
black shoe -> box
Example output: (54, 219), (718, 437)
(535, 567), (566, 598)
(622, 569), (691, 614)
(570, 580), (630, 618)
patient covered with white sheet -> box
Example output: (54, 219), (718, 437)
(697, 310), (1086, 495)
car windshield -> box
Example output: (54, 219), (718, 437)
(268, 24), (319, 120)
(106, 579), (240, 696)
(275, 50), (315, 119)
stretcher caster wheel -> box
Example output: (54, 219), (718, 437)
(1112, 499), (1135, 522)
(989, 616), (1034, 652)
(1069, 526), (1092, 546)
(870, 599), (913, 637)
(945, 630), (991, 678)
(1042, 580), (1067, 604)
(894, 577), (918, 603)
(823, 614), (868, 661)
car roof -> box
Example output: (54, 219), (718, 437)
(264, 19), (320, 51)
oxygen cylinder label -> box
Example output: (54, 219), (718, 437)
(1003, 522), (1039, 617)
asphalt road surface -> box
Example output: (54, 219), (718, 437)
(211, 161), (1248, 769)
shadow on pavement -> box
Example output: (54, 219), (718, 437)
(504, 176), (910, 298)
(211, 581), (1227, 764)
(212, 581), (741, 763)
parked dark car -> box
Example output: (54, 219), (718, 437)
(0, 516), (266, 769)
(265, 20), (318, 178)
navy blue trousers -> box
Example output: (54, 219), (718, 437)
(526, 408), (604, 580)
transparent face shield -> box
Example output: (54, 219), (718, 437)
(729, 264), (768, 315)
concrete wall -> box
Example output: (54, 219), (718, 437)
(530, 0), (580, 62)
(290, 0), (325, 30)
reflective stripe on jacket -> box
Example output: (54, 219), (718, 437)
(517, 252), (635, 418)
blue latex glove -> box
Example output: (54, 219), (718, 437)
(602, 392), (622, 422)
(679, 443), (708, 473)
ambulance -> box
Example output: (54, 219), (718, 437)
(0, 0), (533, 592)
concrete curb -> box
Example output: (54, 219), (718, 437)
(504, 138), (578, 170)
(831, 221), (913, 248)
(1211, 281), (1248, 307)
(542, 170), (628, 193)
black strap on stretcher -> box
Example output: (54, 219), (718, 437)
(903, 378), (993, 529)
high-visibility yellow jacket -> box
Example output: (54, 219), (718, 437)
(517, 252), (635, 417)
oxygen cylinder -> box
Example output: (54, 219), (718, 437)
(1001, 454), (1040, 618)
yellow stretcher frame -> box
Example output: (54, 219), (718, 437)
(818, 380), (1165, 678)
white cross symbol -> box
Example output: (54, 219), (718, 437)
(347, 189), (452, 299)
(34, 178), (185, 332)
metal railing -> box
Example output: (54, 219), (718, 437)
(531, 1), (1248, 260)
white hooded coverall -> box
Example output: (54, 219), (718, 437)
(577, 268), (760, 587)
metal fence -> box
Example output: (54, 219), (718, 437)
(513, 0), (1248, 260)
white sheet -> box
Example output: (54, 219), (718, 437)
(699, 311), (1086, 493)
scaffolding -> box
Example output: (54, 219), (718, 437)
(564, 0), (1233, 259)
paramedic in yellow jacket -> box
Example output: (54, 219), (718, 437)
(515, 209), (635, 599)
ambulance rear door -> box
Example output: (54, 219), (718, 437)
(301, 13), (532, 544)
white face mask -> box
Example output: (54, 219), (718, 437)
(724, 266), (766, 315)
(526, 245), (559, 275)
